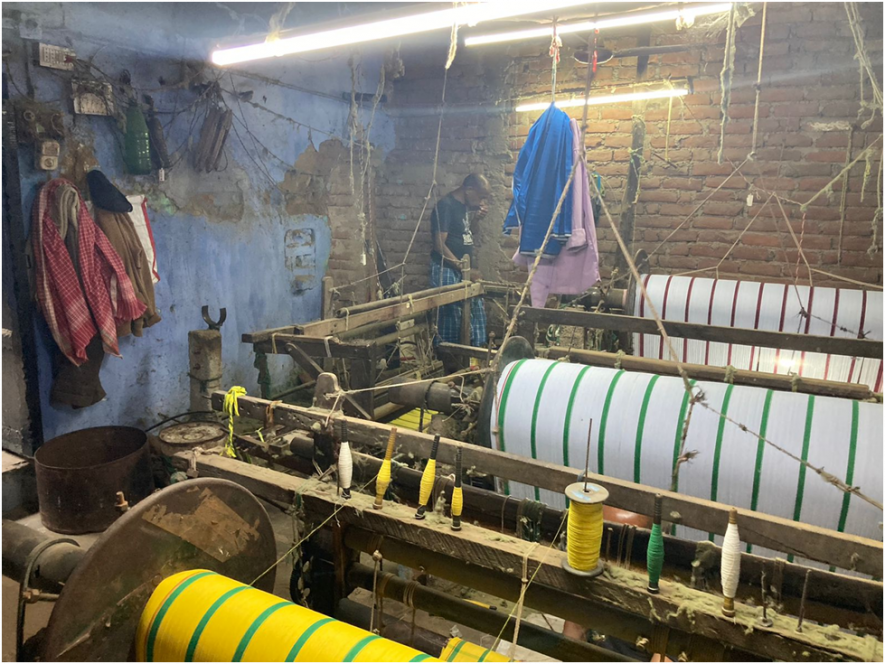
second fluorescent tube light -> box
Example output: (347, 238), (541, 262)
(466, 4), (733, 47)
(515, 87), (688, 113)
(212, 0), (596, 66)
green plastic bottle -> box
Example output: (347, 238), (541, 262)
(124, 102), (152, 175)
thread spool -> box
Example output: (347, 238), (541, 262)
(562, 482), (608, 577)
(452, 447), (463, 531)
(338, 419), (353, 500)
(415, 435), (441, 519)
(721, 508), (741, 617)
(374, 427), (397, 510)
(647, 494), (665, 594)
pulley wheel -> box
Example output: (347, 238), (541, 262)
(156, 421), (226, 455)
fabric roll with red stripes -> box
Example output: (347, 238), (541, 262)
(32, 179), (147, 366)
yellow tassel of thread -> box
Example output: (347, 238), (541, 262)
(415, 435), (441, 519)
(563, 482), (608, 577)
(222, 386), (247, 458)
(451, 446), (463, 531)
(374, 427), (397, 510)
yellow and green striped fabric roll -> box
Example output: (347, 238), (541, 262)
(136, 570), (437, 662)
(439, 638), (512, 662)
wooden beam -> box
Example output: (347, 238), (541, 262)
(171, 453), (881, 663)
(211, 392), (883, 576)
(545, 347), (878, 400)
(238, 430), (881, 634)
(520, 308), (882, 359)
(296, 282), (484, 337)
(253, 335), (374, 358)
(335, 283), (465, 318)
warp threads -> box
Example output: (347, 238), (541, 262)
(374, 427), (397, 510)
(721, 508), (742, 617)
(415, 435), (441, 519)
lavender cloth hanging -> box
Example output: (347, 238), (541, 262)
(513, 118), (600, 307)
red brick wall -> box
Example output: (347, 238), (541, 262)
(376, 2), (883, 292)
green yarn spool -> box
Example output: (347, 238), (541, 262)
(647, 494), (664, 593)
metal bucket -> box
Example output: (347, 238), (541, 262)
(34, 426), (154, 534)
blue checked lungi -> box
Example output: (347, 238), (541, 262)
(430, 263), (487, 347)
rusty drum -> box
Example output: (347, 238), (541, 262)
(34, 426), (154, 534)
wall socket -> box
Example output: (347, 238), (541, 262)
(36, 140), (60, 171)
(38, 43), (74, 71)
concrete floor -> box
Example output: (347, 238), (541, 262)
(2, 500), (554, 662)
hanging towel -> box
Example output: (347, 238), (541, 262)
(31, 179), (146, 366)
(513, 119), (600, 306)
(503, 104), (574, 257)
(127, 195), (160, 283)
(94, 206), (162, 337)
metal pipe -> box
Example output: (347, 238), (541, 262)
(348, 563), (636, 662)
(2, 520), (84, 591)
(371, 323), (428, 348)
(387, 380), (454, 413)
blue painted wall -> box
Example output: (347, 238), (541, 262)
(3, 2), (394, 440)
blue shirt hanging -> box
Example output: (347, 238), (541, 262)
(503, 103), (574, 257)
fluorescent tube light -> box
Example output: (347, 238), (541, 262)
(515, 87), (688, 113)
(466, 3), (733, 46)
(212, 0), (595, 66)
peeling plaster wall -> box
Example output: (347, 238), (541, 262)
(2, 2), (394, 441)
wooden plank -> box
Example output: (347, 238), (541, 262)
(335, 283), (464, 318)
(460, 255), (472, 346)
(210, 392), (883, 576)
(321, 276), (334, 319)
(171, 453), (881, 663)
(295, 282), (484, 337)
(242, 324), (297, 344)
(545, 347), (877, 400)
(239, 430), (880, 633)
(520, 308), (883, 359)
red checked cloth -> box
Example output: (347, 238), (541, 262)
(32, 179), (146, 366)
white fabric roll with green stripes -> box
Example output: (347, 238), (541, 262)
(491, 358), (882, 569)
(632, 275), (883, 391)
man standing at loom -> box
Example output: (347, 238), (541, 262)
(429, 173), (490, 348)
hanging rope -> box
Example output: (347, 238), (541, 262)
(717, 2), (738, 164)
(749, 2), (768, 158)
(549, 21), (562, 102)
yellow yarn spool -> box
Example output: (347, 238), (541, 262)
(374, 427), (398, 509)
(418, 459), (437, 507)
(563, 482), (608, 577)
(136, 570), (436, 662)
(440, 637), (511, 662)
(451, 486), (463, 518)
